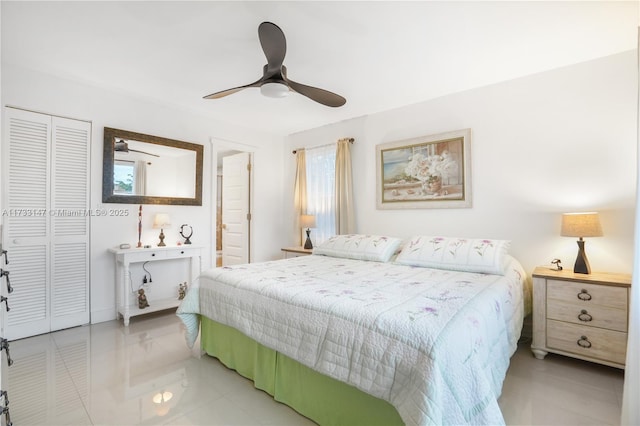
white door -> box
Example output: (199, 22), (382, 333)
(50, 117), (90, 332)
(3, 108), (52, 339)
(221, 152), (251, 265)
(2, 108), (90, 340)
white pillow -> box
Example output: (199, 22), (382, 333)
(313, 234), (403, 263)
(395, 236), (511, 275)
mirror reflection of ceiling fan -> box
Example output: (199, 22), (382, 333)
(114, 140), (159, 157)
(203, 22), (346, 107)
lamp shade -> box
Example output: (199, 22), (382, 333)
(300, 214), (316, 229)
(153, 213), (171, 229)
(561, 212), (603, 238)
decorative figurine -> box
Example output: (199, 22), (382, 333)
(551, 258), (563, 271)
(178, 282), (187, 300)
(180, 224), (193, 245)
(137, 205), (143, 248)
(138, 288), (149, 309)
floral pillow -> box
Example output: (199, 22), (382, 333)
(395, 236), (511, 275)
(313, 234), (403, 263)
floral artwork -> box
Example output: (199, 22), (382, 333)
(376, 129), (471, 209)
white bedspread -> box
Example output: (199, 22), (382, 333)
(177, 255), (526, 426)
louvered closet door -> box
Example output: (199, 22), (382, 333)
(2, 108), (90, 340)
(50, 117), (90, 331)
(4, 108), (52, 339)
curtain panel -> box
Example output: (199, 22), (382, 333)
(293, 151), (307, 246)
(335, 138), (355, 235)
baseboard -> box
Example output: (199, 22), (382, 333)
(91, 307), (116, 324)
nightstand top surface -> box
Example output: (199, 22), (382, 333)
(533, 266), (631, 287)
(281, 246), (313, 254)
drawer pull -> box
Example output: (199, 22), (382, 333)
(181, 251), (184, 254)
(577, 289), (592, 301)
(578, 310), (593, 322)
(577, 335), (592, 348)
(151, 253), (156, 257)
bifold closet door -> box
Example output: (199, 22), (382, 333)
(2, 108), (90, 340)
(50, 117), (90, 332)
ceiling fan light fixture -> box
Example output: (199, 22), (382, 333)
(260, 82), (289, 98)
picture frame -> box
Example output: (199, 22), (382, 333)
(376, 128), (472, 209)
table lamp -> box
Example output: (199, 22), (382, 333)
(300, 214), (316, 249)
(560, 212), (603, 274)
(153, 213), (171, 247)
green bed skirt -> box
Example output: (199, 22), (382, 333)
(201, 317), (404, 426)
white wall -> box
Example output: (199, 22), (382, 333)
(286, 51), (637, 276)
(1, 64), (286, 323)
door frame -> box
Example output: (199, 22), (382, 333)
(209, 137), (256, 265)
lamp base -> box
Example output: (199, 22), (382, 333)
(303, 228), (313, 250)
(158, 229), (166, 247)
(573, 239), (591, 274)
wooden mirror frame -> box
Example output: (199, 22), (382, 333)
(102, 127), (203, 205)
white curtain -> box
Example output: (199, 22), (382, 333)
(305, 144), (336, 245)
(293, 150), (307, 246)
(134, 160), (147, 196)
(335, 138), (355, 234)
(621, 26), (640, 426)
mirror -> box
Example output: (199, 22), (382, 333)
(102, 128), (203, 205)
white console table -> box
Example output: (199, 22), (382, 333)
(109, 245), (202, 326)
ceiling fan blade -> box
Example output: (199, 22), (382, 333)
(203, 79), (263, 100)
(114, 140), (159, 157)
(129, 149), (159, 158)
(285, 79), (346, 108)
(258, 22), (286, 72)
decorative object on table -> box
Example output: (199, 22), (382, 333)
(153, 213), (171, 247)
(375, 128), (471, 210)
(180, 224), (193, 245)
(137, 288), (149, 309)
(137, 205), (143, 248)
(178, 282), (187, 300)
(560, 212), (603, 274)
(300, 214), (316, 250)
(551, 258), (563, 271)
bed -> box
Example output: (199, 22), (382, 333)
(178, 235), (528, 426)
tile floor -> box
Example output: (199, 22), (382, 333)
(5, 312), (624, 425)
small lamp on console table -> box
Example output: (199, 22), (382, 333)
(153, 213), (171, 247)
(560, 212), (603, 274)
(300, 214), (316, 250)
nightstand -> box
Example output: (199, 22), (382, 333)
(281, 246), (313, 259)
(531, 267), (631, 369)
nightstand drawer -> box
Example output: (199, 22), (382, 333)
(547, 319), (627, 365)
(122, 250), (168, 263)
(547, 300), (627, 332)
(547, 280), (627, 310)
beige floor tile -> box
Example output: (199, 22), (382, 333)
(4, 313), (625, 425)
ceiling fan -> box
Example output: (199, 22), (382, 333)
(114, 140), (159, 157)
(203, 22), (346, 108)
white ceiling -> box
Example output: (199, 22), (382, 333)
(2, 1), (637, 138)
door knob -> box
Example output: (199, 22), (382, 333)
(221, 224), (227, 230)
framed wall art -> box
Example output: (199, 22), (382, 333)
(376, 128), (471, 209)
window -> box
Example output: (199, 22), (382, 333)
(113, 160), (135, 195)
(305, 144), (336, 245)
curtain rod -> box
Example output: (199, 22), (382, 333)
(292, 137), (354, 154)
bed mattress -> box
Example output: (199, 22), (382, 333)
(178, 254), (526, 425)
